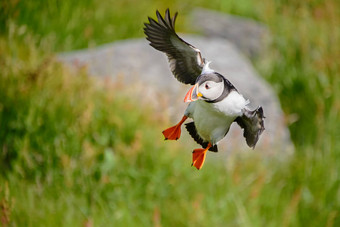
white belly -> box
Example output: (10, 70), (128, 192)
(191, 101), (236, 144)
(184, 91), (248, 144)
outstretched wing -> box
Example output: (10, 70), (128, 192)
(144, 9), (205, 85)
(235, 106), (265, 148)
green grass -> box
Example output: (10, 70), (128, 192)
(1, 0), (340, 226)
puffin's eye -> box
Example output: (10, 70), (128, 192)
(205, 84), (210, 89)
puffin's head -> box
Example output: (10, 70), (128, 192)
(184, 72), (225, 103)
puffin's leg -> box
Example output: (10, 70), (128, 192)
(192, 143), (212, 170)
(162, 116), (188, 140)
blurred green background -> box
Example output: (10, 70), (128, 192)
(0, 0), (339, 226)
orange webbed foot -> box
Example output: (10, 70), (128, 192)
(162, 116), (188, 140)
(191, 143), (212, 170)
(162, 125), (181, 140)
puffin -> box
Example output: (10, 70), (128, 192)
(144, 9), (265, 170)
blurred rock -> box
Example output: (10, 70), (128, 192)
(59, 36), (293, 154)
(191, 8), (270, 58)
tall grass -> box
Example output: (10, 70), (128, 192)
(0, 0), (339, 226)
(256, 0), (340, 148)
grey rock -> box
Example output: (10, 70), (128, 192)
(191, 8), (270, 58)
(59, 36), (293, 155)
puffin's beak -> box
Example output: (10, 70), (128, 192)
(184, 83), (202, 102)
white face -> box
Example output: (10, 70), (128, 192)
(198, 80), (224, 101)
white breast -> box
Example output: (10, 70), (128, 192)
(184, 91), (249, 145)
(212, 90), (249, 116)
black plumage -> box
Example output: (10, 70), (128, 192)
(144, 9), (204, 85)
(235, 107), (265, 148)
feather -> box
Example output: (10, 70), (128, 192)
(144, 9), (205, 85)
(235, 106), (265, 148)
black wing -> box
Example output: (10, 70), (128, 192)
(144, 9), (205, 85)
(235, 106), (265, 149)
(185, 122), (218, 152)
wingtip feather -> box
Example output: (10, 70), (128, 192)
(172, 12), (178, 29)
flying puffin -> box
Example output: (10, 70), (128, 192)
(144, 9), (265, 170)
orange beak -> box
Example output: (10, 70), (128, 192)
(184, 83), (202, 102)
